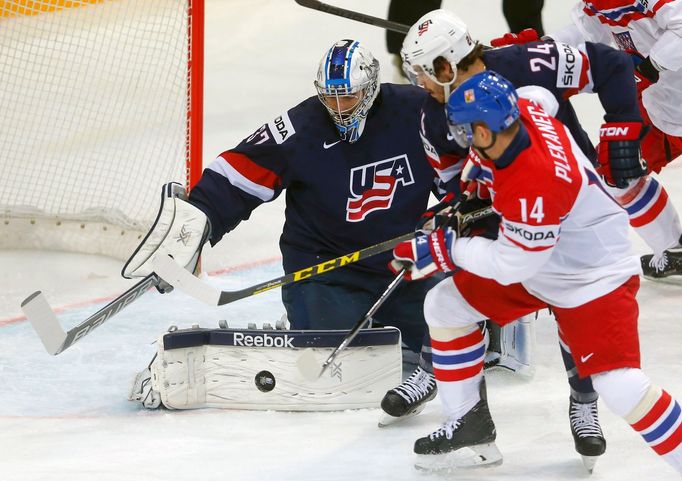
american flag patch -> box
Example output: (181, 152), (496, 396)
(418, 20), (432, 35)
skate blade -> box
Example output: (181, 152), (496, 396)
(581, 455), (599, 474)
(378, 404), (427, 428)
(484, 363), (535, 380)
(414, 443), (503, 472)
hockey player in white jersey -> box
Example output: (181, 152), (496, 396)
(391, 71), (682, 475)
(550, 0), (682, 279)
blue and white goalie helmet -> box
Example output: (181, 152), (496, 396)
(446, 71), (520, 148)
(315, 39), (380, 143)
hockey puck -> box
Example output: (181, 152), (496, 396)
(254, 370), (276, 392)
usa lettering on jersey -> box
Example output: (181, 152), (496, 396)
(346, 155), (415, 222)
(419, 131), (439, 166)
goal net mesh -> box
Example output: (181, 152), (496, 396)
(0, 0), (201, 258)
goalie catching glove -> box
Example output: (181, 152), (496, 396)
(122, 182), (211, 292)
(596, 122), (649, 189)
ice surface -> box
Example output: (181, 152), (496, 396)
(2, 1), (682, 480)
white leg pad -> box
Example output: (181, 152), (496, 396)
(134, 326), (403, 411)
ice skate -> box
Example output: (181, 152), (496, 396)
(378, 366), (436, 427)
(641, 244), (682, 281)
(413, 387), (502, 472)
(569, 397), (606, 473)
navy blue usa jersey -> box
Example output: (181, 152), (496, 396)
(190, 84), (437, 275)
(421, 41), (642, 188)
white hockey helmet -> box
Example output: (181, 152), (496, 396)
(401, 9), (476, 101)
(315, 39), (380, 143)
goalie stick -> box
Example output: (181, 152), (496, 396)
(21, 273), (159, 355)
(293, 0), (409, 34)
(21, 204), (491, 355)
(152, 188), (492, 307)
(152, 231), (415, 306)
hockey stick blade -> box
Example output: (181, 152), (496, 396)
(298, 269), (407, 381)
(294, 0), (409, 34)
(21, 274), (159, 355)
(153, 232), (414, 306)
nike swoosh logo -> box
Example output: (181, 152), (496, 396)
(323, 140), (340, 149)
(580, 353), (594, 363)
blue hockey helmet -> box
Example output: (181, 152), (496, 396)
(315, 39), (380, 143)
(445, 71), (520, 148)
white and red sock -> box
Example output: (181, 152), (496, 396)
(430, 326), (485, 420)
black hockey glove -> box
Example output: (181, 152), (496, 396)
(628, 51), (661, 95)
(597, 122), (649, 189)
(457, 196), (500, 240)
(415, 192), (459, 235)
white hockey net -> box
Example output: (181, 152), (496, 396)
(0, 0), (203, 259)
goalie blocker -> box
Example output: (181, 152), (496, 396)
(130, 325), (402, 411)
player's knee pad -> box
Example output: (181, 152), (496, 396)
(424, 277), (486, 329)
(591, 368), (651, 417)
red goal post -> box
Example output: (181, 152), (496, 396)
(0, 0), (204, 259)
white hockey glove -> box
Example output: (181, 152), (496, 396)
(122, 183), (211, 293)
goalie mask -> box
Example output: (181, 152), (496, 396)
(315, 39), (380, 143)
(401, 9), (476, 102)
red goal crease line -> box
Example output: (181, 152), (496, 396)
(0, 255), (282, 327)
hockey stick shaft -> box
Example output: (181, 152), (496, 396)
(294, 0), (410, 34)
(303, 192), (477, 380)
(21, 273), (159, 355)
(152, 231), (415, 306)
(314, 268), (406, 378)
